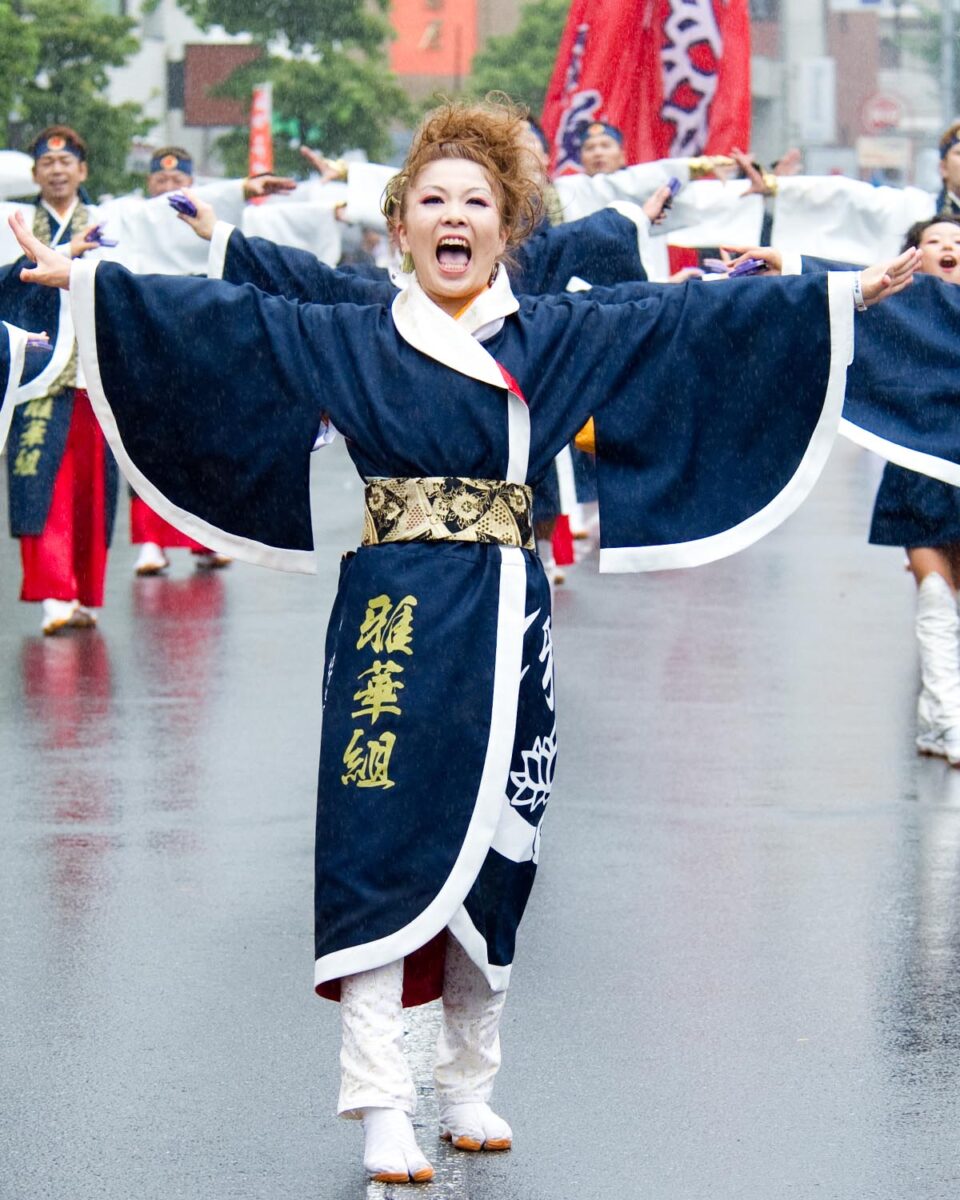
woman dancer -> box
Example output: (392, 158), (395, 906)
(869, 216), (960, 765)
(10, 100), (917, 1184)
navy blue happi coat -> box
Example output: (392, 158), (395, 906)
(54, 256), (861, 1003)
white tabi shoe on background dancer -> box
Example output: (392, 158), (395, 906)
(194, 550), (232, 570)
(41, 598), (97, 635)
(134, 542), (169, 576)
(914, 571), (960, 765)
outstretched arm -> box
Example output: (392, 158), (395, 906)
(722, 245), (920, 305)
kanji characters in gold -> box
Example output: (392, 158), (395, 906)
(341, 730), (398, 789)
(342, 592), (419, 791)
(351, 660), (405, 724)
(356, 593), (417, 655)
(13, 398), (52, 477)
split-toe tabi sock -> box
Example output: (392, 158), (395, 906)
(439, 1101), (512, 1152)
(361, 1107), (435, 1184)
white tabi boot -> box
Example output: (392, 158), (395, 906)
(41, 598), (78, 636)
(134, 542), (169, 576)
(360, 1108), (434, 1184)
(439, 1102), (512, 1152)
(435, 936), (512, 1153)
(339, 962), (434, 1184)
(69, 605), (98, 629)
(915, 572), (960, 766)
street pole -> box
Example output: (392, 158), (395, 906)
(945, 0), (957, 129)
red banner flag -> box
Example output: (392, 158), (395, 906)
(248, 82), (274, 202)
(541, 0), (750, 175)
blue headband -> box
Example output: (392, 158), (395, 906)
(942, 134), (960, 160)
(33, 135), (84, 163)
(575, 121), (624, 148)
(150, 152), (193, 176)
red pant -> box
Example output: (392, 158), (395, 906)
(130, 495), (206, 552)
(20, 391), (108, 607)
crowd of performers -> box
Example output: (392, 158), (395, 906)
(5, 100), (960, 1183)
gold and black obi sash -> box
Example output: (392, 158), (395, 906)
(362, 477), (534, 550)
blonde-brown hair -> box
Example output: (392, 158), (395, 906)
(383, 97), (545, 249)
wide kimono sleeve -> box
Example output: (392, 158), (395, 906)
(207, 221), (397, 307)
(785, 259), (960, 482)
(554, 157), (693, 221)
(343, 162), (395, 231)
(69, 259), (382, 573)
(240, 200), (343, 265)
(0, 258), (73, 400)
(771, 176), (934, 265)
(512, 205), (651, 292)
(522, 273), (858, 572)
(837, 276), (960, 485)
(0, 320), (28, 453)
(0, 150), (34, 201)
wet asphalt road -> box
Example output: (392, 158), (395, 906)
(2, 439), (960, 1200)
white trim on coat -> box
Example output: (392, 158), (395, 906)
(603, 199), (659, 280)
(839, 417), (960, 487)
(14, 289), (74, 403)
(599, 272), (855, 573)
(71, 258), (317, 574)
(206, 220), (235, 280)
(0, 322), (27, 453)
(314, 545), (528, 992)
(391, 270), (530, 483)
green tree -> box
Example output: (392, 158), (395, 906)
(177, 0), (408, 171)
(0, 2), (39, 129)
(468, 0), (569, 118)
(176, 0), (389, 53)
(214, 53), (412, 175)
(4, 0), (149, 196)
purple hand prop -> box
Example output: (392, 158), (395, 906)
(728, 257), (766, 278)
(167, 192), (197, 218)
(702, 257), (728, 274)
(84, 224), (119, 248)
(26, 335), (51, 351)
(660, 176), (682, 216)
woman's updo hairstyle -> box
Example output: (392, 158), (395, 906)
(383, 96), (545, 250)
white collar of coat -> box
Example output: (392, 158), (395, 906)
(40, 198), (79, 247)
(390, 264), (519, 390)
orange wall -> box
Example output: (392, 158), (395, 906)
(389, 0), (478, 79)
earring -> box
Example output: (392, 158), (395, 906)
(401, 251), (414, 274)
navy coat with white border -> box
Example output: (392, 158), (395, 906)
(788, 254), (960, 487)
(64, 257), (859, 1000)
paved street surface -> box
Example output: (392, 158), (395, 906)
(3, 438), (960, 1200)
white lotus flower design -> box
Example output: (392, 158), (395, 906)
(508, 725), (557, 813)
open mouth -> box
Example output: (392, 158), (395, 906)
(436, 236), (471, 274)
(940, 253), (958, 270)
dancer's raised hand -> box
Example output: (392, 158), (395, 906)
(8, 211), (71, 289)
(861, 247), (921, 305)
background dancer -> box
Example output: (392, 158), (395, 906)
(868, 215), (960, 765)
(4, 125), (114, 635)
